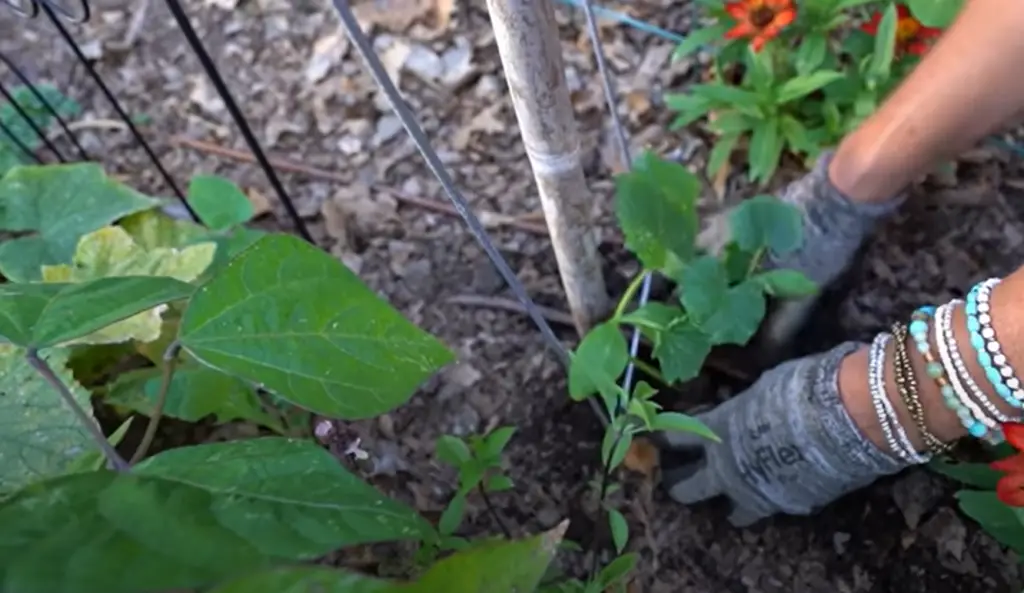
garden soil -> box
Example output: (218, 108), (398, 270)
(5, 0), (1024, 590)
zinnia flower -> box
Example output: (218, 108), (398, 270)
(991, 422), (1024, 507)
(724, 0), (796, 53)
(861, 4), (942, 56)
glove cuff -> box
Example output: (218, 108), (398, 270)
(812, 340), (910, 483)
(768, 151), (905, 287)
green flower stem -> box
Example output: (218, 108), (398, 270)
(630, 357), (667, 386)
(613, 271), (649, 321)
(130, 341), (182, 465)
(26, 348), (130, 472)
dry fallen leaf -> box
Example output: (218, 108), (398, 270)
(453, 102), (505, 150)
(623, 438), (659, 477)
(305, 32), (350, 85)
(246, 188), (272, 218)
(434, 0), (455, 29)
(352, 0), (432, 31)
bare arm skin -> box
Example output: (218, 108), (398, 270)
(830, 0), (1024, 204)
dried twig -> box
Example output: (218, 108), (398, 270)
(170, 135), (623, 246)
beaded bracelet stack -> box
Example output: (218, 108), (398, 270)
(866, 276), (1023, 463)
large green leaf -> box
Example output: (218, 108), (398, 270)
(208, 522), (567, 593)
(0, 163), (158, 281)
(0, 439), (433, 593)
(104, 365), (282, 432)
(956, 490), (1024, 555)
(680, 255), (729, 321)
(0, 346), (95, 494)
(906, 0), (962, 28)
(700, 280), (767, 346)
(728, 194), (804, 256)
(178, 234), (453, 419)
(0, 277), (194, 348)
(614, 151), (701, 272)
(929, 458), (1002, 490)
(653, 319), (712, 383)
(568, 322), (628, 401)
(187, 175), (254, 231)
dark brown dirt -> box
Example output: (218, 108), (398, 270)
(4, 0), (1024, 591)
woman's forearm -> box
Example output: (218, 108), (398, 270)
(829, 0), (1024, 204)
(839, 264), (1024, 455)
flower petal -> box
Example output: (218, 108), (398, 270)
(725, 21), (757, 39)
(751, 34), (768, 52)
(996, 472), (1024, 507)
(906, 41), (929, 55)
(918, 26), (944, 39)
(773, 7), (796, 28)
(1004, 422), (1024, 451)
(992, 453), (1024, 474)
(725, 1), (750, 19)
(896, 4), (913, 19)
(862, 13), (882, 35)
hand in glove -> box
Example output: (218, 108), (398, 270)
(658, 152), (908, 526)
(696, 151), (903, 348)
(657, 341), (908, 526)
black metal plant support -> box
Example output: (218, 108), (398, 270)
(161, 0), (315, 243)
(0, 78), (68, 162)
(0, 51), (90, 161)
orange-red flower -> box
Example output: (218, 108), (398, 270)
(991, 422), (1024, 507)
(724, 0), (796, 53)
(861, 4), (942, 56)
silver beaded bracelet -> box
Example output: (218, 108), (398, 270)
(869, 333), (930, 464)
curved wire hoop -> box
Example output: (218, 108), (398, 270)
(2, 0), (91, 22)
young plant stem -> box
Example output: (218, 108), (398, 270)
(747, 247), (766, 278)
(26, 348), (130, 472)
(587, 427), (624, 580)
(130, 341), (181, 465)
(477, 483), (512, 538)
(630, 357), (667, 386)
(613, 271), (649, 321)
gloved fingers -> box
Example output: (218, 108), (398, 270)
(758, 295), (822, 353)
(726, 503), (766, 528)
(662, 451), (724, 504)
(695, 209), (731, 257)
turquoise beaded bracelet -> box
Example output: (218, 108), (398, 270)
(909, 306), (989, 439)
(966, 278), (1024, 410)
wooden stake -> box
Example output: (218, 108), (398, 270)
(485, 0), (611, 334)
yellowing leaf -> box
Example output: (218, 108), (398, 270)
(38, 227), (214, 346)
(42, 226), (215, 283)
(119, 209), (207, 251)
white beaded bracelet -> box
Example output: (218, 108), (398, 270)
(939, 301), (1012, 425)
(869, 333), (930, 464)
(935, 301), (1004, 443)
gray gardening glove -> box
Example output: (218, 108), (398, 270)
(658, 341), (909, 527)
(697, 150), (904, 348)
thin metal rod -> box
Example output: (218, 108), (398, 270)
(39, 1), (200, 221)
(0, 51), (90, 160)
(0, 118), (44, 163)
(328, 0), (610, 424)
(161, 0), (315, 243)
(579, 0), (651, 396)
(0, 80), (67, 162)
